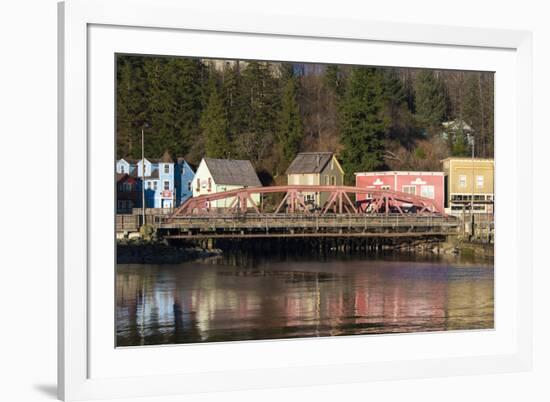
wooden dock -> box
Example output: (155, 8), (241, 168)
(149, 213), (459, 239)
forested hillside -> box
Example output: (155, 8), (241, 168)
(116, 55), (493, 184)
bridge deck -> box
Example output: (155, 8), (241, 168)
(154, 213), (459, 239)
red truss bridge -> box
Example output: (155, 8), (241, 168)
(151, 186), (459, 239)
(171, 185), (445, 216)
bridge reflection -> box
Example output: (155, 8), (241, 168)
(116, 256), (494, 346)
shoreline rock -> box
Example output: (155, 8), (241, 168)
(117, 242), (223, 264)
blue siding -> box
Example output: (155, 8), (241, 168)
(175, 160), (195, 206)
(117, 156), (194, 209)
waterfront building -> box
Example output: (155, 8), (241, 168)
(285, 152), (344, 208)
(193, 158), (262, 208)
(175, 158), (195, 206)
(116, 151), (193, 209)
(355, 171), (445, 212)
(137, 151), (177, 209)
(115, 158), (137, 175)
(441, 157), (494, 215)
(116, 173), (141, 213)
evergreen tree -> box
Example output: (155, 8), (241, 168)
(277, 78), (304, 168)
(380, 68), (417, 144)
(237, 61), (280, 163)
(221, 62), (247, 142)
(414, 70), (447, 131)
(279, 62), (295, 83)
(451, 128), (470, 156)
(162, 58), (204, 156)
(381, 68), (407, 106)
(339, 67), (386, 184)
(116, 56), (148, 159)
(201, 87), (230, 158)
(325, 64), (344, 98)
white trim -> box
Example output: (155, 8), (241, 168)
(402, 185), (416, 195)
(355, 171), (445, 176)
(59, 1), (532, 400)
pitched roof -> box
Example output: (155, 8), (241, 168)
(130, 169), (160, 179)
(285, 152), (334, 174)
(203, 158), (262, 186)
(118, 158), (139, 164)
(137, 158), (160, 164)
(161, 150), (174, 163)
(145, 169), (160, 180)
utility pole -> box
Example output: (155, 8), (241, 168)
(471, 135), (475, 238)
(141, 127), (145, 228)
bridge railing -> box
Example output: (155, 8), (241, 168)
(156, 213), (459, 231)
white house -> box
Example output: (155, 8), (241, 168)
(115, 158), (136, 175)
(193, 158), (262, 208)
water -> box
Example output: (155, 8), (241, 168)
(116, 252), (494, 346)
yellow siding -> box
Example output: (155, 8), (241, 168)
(447, 159), (494, 195)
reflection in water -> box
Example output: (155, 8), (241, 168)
(116, 253), (494, 346)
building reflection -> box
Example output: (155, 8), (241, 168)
(116, 261), (494, 346)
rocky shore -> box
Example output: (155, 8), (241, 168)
(117, 240), (223, 264)
(392, 239), (493, 259)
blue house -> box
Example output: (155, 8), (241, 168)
(135, 152), (173, 208)
(116, 151), (195, 209)
(175, 158), (195, 206)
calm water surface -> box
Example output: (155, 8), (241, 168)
(116, 252), (494, 346)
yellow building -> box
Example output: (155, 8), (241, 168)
(441, 157), (494, 215)
(285, 152), (344, 207)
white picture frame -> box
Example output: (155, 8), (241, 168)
(58, 0), (533, 400)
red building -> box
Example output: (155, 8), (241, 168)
(355, 171), (445, 212)
(116, 173), (141, 213)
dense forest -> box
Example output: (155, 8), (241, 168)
(116, 55), (494, 185)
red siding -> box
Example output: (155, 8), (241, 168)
(355, 171), (445, 212)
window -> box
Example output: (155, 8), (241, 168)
(476, 175), (484, 188)
(421, 185), (435, 199)
(163, 180), (170, 191)
(146, 181), (152, 190)
(458, 175), (467, 188)
(381, 185), (390, 190)
(331, 176), (336, 185)
(196, 178), (200, 192)
(120, 165), (125, 174)
(187, 181), (191, 191)
(153, 181), (158, 191)
(402, 185), (416, 195)
(207, 177), (212, 192)
(164, 164), (170, 174)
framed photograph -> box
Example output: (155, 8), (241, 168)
(58, 0), (533, 400)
